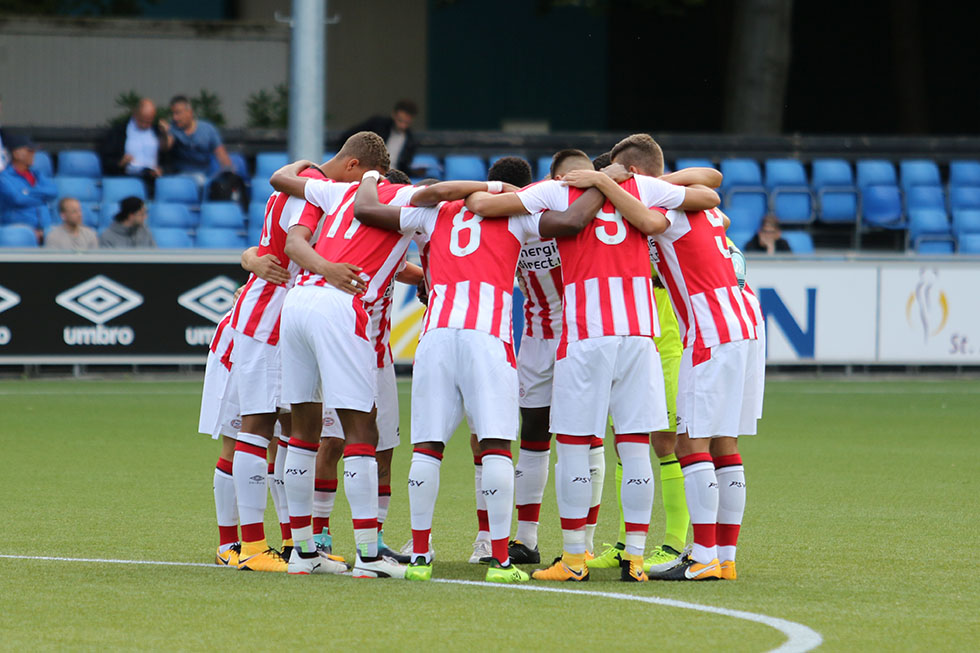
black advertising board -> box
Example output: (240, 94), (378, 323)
(0, 251), (247, 364)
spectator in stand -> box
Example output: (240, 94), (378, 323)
(99, 196), (156, 248)
(743, 214), (791, 254)
(0, 132), (57, 240)
(45, 198), (98, 250)
(0, 95), (8, 170)
(98, 98), (169, 188)
(164, 95), (233, 187)
(336, 99), (419, 174)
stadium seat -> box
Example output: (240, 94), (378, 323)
(915, 238), (954, 255)
(536, 156), (553, 181)
(196, 227), (247, 249)
(57, 150), (101, 178)
(952, 208), (980, 237)
(149, 203), (196, 229)
(675, 158), (716, 170)
(782, 230), (815, 254)
(200, 202), (245, 229)
(725, 191), (768, 223)
(208, 152), (250, 179)
(54, 176), (101, 203)
(949, 160), (980, 188)
(765, 159), (813, 224)
(444, 155), (487, 181)
(155, 176), (200, 205)
(908, 208), (950, 244)
(958, 232), (980, 253)
(250, 175), (274, 204)
(410, 153), (443, 180)
(899, 159), (941, 192)
(723, 206), (765, 235)
(255, 152), (289, 180)
(726, 230), (753, 250)
(765, 158), (808, 189)
(488, 154), (521, 168)
(102, 176), (147, 204)
(248, 200), (268, 232)
(811, 158), (858, 224)
(247, 222), (263, 246)
(721, 159), (768, 219)
(99, 201), (120, 227)
(856, 159), (898, 188)
(905, 185), (946, 211)
(861, 185), (904, 228)
(0, 224), (39, 247)
(34, 151), (54, 177)
(153, 227), (195, 249)
(949, 185), (980, 211)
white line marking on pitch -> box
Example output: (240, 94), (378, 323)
(0, 554), (821, 653)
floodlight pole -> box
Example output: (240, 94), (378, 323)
(288, 0), (325, 164)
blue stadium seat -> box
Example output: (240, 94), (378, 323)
(766, 159), (813, 224)
(208, 152), (250, 179)
(782, 230), (815, 254)
(255, 152), (289, 180)
(765, 158), (808, 189)
(536, 156), (553, 181)
(75, 203), (100, 229)
(675, 158), (716, 170)
(949, 161), (980, 188)
(248, 200), (269, 232)
(856, 159), (897, 188)
(155, 176), (200, 205)
(196, 227), (247, 249)
(905, 185), (946, 211)
(250, 176), (274, 204)
(952, 208), (980, 237)
(949, 186), (980, 211)
(726, 230), (753, 250)
(723, 206), (765, 235)
(861, 185), (904, 228)
(247, 222), (262, 247)
(721, 159), (768, 219)
(57, 150), (101, 178)
(811, 158), (858, 224)
(153, 227), (195, 249)
(0, 224), (38, 247)
(958, 233), (980, 253)
(411, 153), (443, 180)
(54, 176), (101, 203)
(99, 201), (120, 228)
(915, 238), (955, 255)
(102, 177), (147, 204)
(725, 192), (768, 224)
(200, 202), (245, 230)
(34, 151), (54, 177)
(908, 208), (950, 245)
(149, 203), (195, 229)
(444, 155), (487, 181)
(899, 159), (941, 192)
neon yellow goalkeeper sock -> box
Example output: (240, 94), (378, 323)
(659, 453), (690, 552)
(616, 461), (626, 545)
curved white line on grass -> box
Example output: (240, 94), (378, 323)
(0, 554), (822, 652)
(434, 579), (822, 653)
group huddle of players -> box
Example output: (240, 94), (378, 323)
(198, 130), (764, 584)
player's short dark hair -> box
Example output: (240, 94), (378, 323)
(338, 131), (390, 172)
(550, 148), (591, 178)
(393, 99), (418, 116)
(592, 152), (612, 170)
(487, 156), (532, 188)
(169, 95), (190, 108)
(610, 133), (665, 176)
(385, 168), (412, 185)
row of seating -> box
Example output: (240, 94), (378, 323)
(0, 223), (249, 249)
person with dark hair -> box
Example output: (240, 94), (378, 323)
(98, 98), (169, 185)
(98, 196), (156, 248)
(743, 215), (791, 254)
(384, 168), (412, 185)
(0, 132), (57, 239)
(592, 152), (612, 170)
(336, 99), (419, 173)
(45, 198), (98, 250)
(165, 95), (233, 184)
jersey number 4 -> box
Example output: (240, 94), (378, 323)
(450, 207), (482, 257)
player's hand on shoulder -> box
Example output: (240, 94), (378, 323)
(600, 163), (632, 183)
(560, 169), (601, 188)
(321, 262), (368, 295)
(253, 254), (290, 285)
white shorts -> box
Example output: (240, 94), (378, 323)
(747, 322), (766, 419)
(280, 285), (376, 411)
(321, 364), (401, 451)
(551, 335), (668, 437)
(518, 335), (559, 408)
(231, 332), (281, 415)
(411, 328), (518, 445)
(677, 339), (759, 438)
(198, 350), (242, 440)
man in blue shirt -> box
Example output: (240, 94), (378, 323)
(164, 95), (234, 186)
(0, 132), (57, 239)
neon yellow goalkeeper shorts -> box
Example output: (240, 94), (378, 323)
(654, 284), (682, 432)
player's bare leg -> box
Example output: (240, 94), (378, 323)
(512, 407), (550, 563)
(710, 436), (744, 580)
(468, 433), (491, 563)
(313, 436), (342, 554)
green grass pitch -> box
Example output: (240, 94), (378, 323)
(1, 376), (978, 651)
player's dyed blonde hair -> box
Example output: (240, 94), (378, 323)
(610, 134), (665, 177)
(338, 131), (390, 172)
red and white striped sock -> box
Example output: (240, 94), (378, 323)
(213, 457), (238, 549)
(409, 447), (442, 563)
(344, 443), (379, 559)
(481, 450), (514, 565)
(680, 452), (719, 564)
(556, 435), (592, 554)
(714, 454), (746, 562)
(313, 478), (336, 537)
(473, 454), (489, 542)
(585, 438), (606, 553)
(617, 436), (654, 556)
(514, 440), (550, 549)
(233, 432), (270, 546)
(284, 437), (318, 553)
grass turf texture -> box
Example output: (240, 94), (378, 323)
(0, 377), (977, 651)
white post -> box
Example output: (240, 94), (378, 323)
(288, 0), (325, 164)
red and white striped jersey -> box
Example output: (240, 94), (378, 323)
(741, 282), (763, 336)
(295, 180), (419, 341)
(366, 260), (406, 368)
(400, 200), (541, 345)
(230, 167), (327, 345)
(516, 238), (563, 339)
(209, 310), (236, 371)
(650, 207), (757, 355)
(516, 176), (687, 356)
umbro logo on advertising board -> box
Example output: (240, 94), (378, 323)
(56, 275), (143, 346)
(179, 276), (238, 345)
(0, 284), (20, 346)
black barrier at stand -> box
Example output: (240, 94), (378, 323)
(0, 251), (245, 365)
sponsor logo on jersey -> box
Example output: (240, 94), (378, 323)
(518, 240), (560, 272)
(178, 276), (238, 344)
(0, 284), (19, 346)
(55, 275), (142, 346)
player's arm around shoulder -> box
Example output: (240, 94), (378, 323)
(269, 159), (318, 197)
(352, 171), (402, 231)
(412, 180), (516, 208)
(284, 224), (366, 296)
(565, 166), (669, 236)
(241, 246), (289, 285)
(538, 188), (605, 238)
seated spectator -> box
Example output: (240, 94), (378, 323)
(45, 198), (98, 250)
(336, 99), (419, 174)
(743, 215), (791, 254)
(0, 132), (57, 240)
(98, 98), (169, 187)
(99, 196), (156, 248)
(164, 95), (233, 186)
